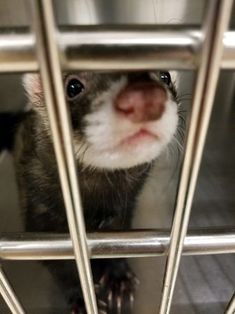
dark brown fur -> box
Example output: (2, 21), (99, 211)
(13, 71), (177, 313)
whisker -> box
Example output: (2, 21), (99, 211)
(173, 135), (184, 153)
(177, 93), (192, 98)
(80, 145), (89, 165)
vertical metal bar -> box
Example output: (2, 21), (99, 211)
(0, 266), (25, 314)
(226, 293), (235, 314)
(158, 1), (233, 313)
(29, 1), (98, 313)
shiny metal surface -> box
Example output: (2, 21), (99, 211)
(226, 293), (235, 314)
(158, 1), (233, 314)
(0, 266), (25, 314)
(54, 0), (205, 25)
(0, 30), (36, 73)
(0, 28), (235, 72)
(30, 1), (98, 314)
(222, 31), (235, 69)
(0, 228), (235, 260)
(59, 26), (200, 71)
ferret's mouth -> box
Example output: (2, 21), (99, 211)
(119, 128), (158, 147)
(95, 128), (159, 154)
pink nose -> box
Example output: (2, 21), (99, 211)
(115, 82), (167, 123)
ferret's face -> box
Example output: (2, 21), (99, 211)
(24, 71), (178, 170)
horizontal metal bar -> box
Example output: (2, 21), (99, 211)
(225, 293), (235, 314)
(0, 228), (235, 260)
(59, 26), (201, 71)
(0, 26), (234, 72)
(0, 29), (37, 73)
(0, 266), (25, 314)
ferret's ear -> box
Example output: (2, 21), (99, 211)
(22, 74), (42, 110)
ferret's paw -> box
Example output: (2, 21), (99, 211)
(96, 263), (139, 314)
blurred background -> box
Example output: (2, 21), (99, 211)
(0, 0), (234, 313)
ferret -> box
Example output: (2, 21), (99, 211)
(13, 71), (178, 313)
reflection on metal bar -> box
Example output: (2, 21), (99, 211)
(30, 1), (98, 314)
(158, 1), (233, 314)
(0, 266), (25, 314)
(0, 30), (36, 73)
(0, 228), (235, 260)
(58, 26), (200, 71)
(222, 31), (235, 69)
(0, 28), (235, 72)
(225, 293), (235, 314)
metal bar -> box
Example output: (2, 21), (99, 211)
(222, 31), (235, 69)
(0, 266), (25, 314)
(0, 228), (235, 260)
(58, 26), (200, 71)
(0, 30), (37, 73)
(0, 27), (235, 72)
(30, 1), (98, 314)
(158, 1), (233, 314)
(225, 293), (235, 314)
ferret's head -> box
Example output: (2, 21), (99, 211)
(23, 71), (178, 170)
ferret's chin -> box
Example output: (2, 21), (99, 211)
(77, 139), (166, 170)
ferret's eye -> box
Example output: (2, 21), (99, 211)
(160, 71), (171, 86)
(66, 76), (85, 100)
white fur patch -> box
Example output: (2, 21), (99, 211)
(75, 77), (178, 170)
(23, 72), (178, 170)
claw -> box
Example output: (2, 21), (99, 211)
(117, 295), (122, 314)
(120, 281), (126, 293)
(130, 292), (135, 309)
(108, 290), (113, 309)
(126, 270), (140, 286)
(95, 284), (100, 293)
(99, 272), (108, 288)
(98, 299), (107, 309)
(96, 264), (138, 313)
(133, 276), (140, 286)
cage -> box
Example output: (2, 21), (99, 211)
(0, 1), (234, 314)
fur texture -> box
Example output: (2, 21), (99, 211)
(14, 71), (178, 313)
